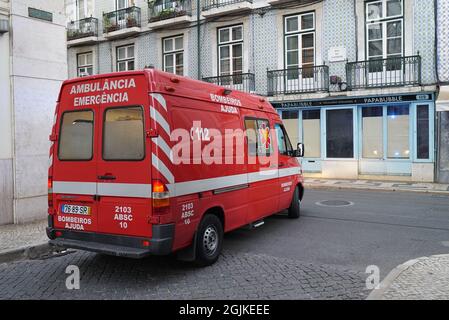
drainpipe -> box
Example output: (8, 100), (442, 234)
(197, 0), (201, 80)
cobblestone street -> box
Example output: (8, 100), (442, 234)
(0, 249), (368, 300)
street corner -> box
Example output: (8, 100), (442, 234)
(368, 254), (449, 300)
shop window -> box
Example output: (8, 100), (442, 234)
(282, 111), (299, 150)
(302, 110), (321, 158)
(387, 105), (409, 159)
(417, 105), (430, 159)
(326, 109), (353, 158)
(362, 107), (383, 159)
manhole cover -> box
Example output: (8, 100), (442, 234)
(316, 200), (354, 207)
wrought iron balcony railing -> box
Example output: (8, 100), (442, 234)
(202, 0), (253, 11)
(203, 73), (255, 93)
(346, 55), (421, 90)
(148, 0), (191, 22)
(267, 65), (329, 96)
(67, 17), (98, 41)
(103, 6), (141, 33)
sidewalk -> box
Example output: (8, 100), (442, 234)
(305, 178), (449, 194)
(368, 254), (449, 300)
(0, 219), (49, 263)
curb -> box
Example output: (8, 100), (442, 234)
(0, 242), (52, 264)
(367, 255), (432, 300)
(305, 184), (449, 195)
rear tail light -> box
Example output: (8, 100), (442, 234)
(48, 176), (54, 213)
(152, 179), (170, 214)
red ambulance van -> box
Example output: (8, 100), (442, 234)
(47, 68), (305, 266)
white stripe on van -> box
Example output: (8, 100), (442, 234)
(152, 136), (173, 162)
(150, 106), (170, 136)
(53, 181), (97, 195)
(150, 93), (167, 111)
(52, 167), (301, 198)
(152, 153), (175, 184)
(97, 183), (152, 198)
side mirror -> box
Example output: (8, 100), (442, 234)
(295, 143), (304, 157)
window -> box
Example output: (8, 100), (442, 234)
(362, 107), (383, 159)
(103, 107), (145, 160)
(282, 111), (299, 149)
(326, 109), (354, 158)
(275, 124), (293, 156)
(163, 35), (184, 76)
(77, 52), (93, 77)
(116, 45), (135, 71)
(284, 12), (315, 78)
(218, 25), (243, 77)
(366, 0), (403, 68)
(387, 105), (409, 159)
(302, 109), (321, 158)
(59, 110), (93, 161)
(244, 118), (272, 156)
(117, 0), (129, 10)
(417, 105), (430, 159)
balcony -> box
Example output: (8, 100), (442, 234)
(202, 0), (253, 18)
(346, 55), (421, 90)
(103, 6), (141, 39)
(267, 66), (329, 96)
(148, 0), (193, 29)
(202, 73), (255, 93)
(67, 17), (99, 46)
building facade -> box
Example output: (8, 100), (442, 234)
(0, 0), (67, 225)
(66, 0), (438, 182)
(435, 0), (449, 183)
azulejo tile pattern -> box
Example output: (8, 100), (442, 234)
(67, 0), (439, 93)
(437, 0), (449, 82)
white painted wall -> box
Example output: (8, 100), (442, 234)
(8, 0), (67, 223)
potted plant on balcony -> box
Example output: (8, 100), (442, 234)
(126, 14), (137, 27)
(103, 16), (118, 33)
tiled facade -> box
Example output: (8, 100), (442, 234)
(65, 0), (440, 182)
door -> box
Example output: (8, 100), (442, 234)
(274, 122), (299, 211)
(53, 108), (99, 232)
(96, 105), (153, 237)
(285, 32), (316, 92)
(243, 113), (278, 222)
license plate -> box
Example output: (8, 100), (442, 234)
(61, 204), (91, 215)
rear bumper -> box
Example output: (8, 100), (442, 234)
(46, 224), (174, 258)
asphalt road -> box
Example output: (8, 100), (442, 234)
(226, 188), (449, 274)
(1, 188), (448, 300)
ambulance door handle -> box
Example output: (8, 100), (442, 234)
(98, 175), (116, 180)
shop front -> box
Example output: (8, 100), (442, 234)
(274, 93), (436, 182)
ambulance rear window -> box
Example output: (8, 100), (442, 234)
(103, 107), (145, 161)
(58, 110), (94, 161)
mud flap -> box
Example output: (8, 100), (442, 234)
(176, 232), (197, 262)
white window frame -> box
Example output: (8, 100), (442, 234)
(366, 0), (403, 23)
(366, 0), (403, 60)
(217, 25), (244, 76)
(116, 0), (130, 10)
(77, 52), (93, 77)
(163, 35), (184, 76)
(116, 44), (135, 72)
(284, 12), (316, 72)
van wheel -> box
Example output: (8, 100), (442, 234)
(194, 214), (223, 267)
(288, 186), (301, 219)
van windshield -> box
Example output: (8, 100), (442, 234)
(58, 110), (94, 160)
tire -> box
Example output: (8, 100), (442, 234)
(194, 214), (224, 267)
(288, 186), (301, 219)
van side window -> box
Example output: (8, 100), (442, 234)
(244, 118), (272, 156)
(275, 123), (294, 156)
(58, 110), (93, 161)
(103, 107), (145, 160)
